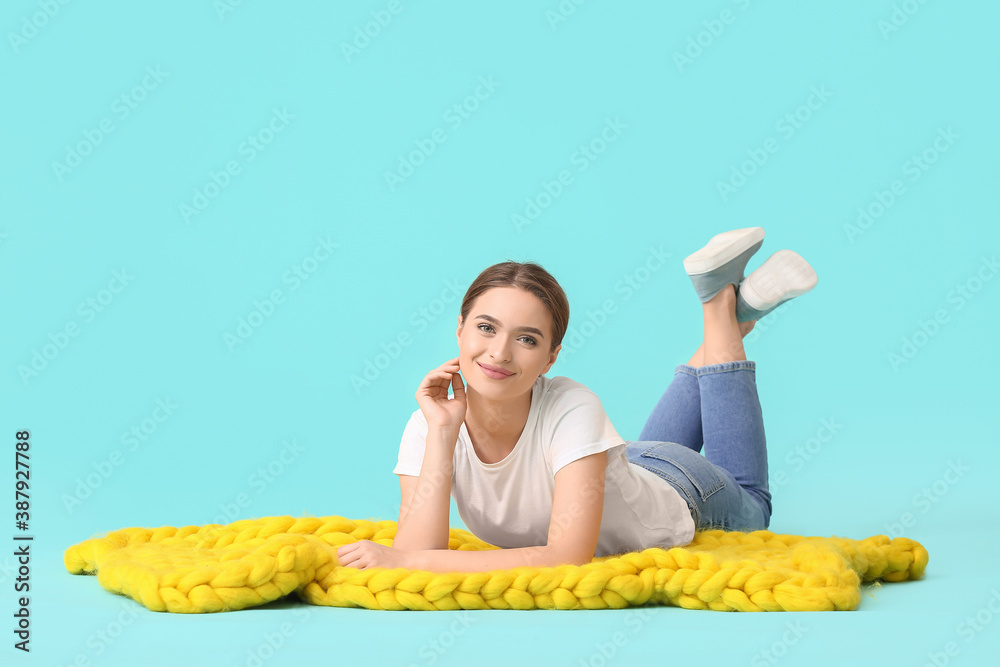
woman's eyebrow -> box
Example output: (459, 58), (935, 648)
(474, 314), (545, 338)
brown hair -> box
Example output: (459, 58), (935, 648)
(459, 261), (569, 353)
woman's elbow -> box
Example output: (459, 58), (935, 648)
(549, 546), (595, 567)
(393, 534), (449, 552)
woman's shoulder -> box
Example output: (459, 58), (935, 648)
(537, 375), (605, 410)
(540, 373), (600, 393)
(403, 406), (428, 431)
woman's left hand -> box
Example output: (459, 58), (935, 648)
(336, 540), (407, 570)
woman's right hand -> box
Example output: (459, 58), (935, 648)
(415, 357), (467, 433)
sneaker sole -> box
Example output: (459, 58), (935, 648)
(683, 227), (766, 276)
(740, 250), (817, 310)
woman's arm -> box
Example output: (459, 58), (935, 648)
(392, 426), (458, 551)
(392, 358), (467, 551)
(401, 452), (608, 573)
(404, 544), (567, 573)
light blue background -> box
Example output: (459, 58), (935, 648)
(3, 1), (999, 665)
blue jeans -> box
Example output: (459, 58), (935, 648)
(625, 360), (772, 532)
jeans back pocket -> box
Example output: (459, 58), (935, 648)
(631, 441), (726, 502)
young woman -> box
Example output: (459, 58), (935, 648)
(335, 228), (817, 573)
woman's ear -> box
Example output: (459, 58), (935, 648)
(541, 344), (561, 375)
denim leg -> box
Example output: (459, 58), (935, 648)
(696, 360), (772, 522)
(638, 365), (703, 453)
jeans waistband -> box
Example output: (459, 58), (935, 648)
(676, 360), (756, 376)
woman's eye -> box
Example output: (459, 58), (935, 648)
(476, 324), (535, 346)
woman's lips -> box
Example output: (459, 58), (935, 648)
(478, 362), (513, 379)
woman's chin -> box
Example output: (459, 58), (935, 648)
(467, 374), (517, 395)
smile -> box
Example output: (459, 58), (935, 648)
(478, 362), (514, 380)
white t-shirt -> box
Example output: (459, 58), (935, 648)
(392, 374), (696, 558)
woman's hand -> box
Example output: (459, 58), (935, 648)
(336, 540), (407, 570)
(415, 357), (467, 432)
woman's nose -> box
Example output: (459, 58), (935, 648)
(490, 338), (511, 361)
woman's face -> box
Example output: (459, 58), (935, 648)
(456, 287), (560, 400)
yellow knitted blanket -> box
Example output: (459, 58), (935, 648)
(64, 515), (928, 613)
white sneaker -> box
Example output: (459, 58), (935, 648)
(683, 227), (765, 303)
(735, 250), (817, 323)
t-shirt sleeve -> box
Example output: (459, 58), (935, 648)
(546, 387), (626, 475)
(392, 410), (429, 476)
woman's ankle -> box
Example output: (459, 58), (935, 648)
(703, 283), (737, 310)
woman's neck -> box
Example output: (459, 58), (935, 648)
(464, 386), (533, 460)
